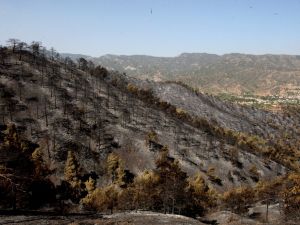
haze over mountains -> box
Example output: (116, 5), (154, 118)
(62, 52), (300, 96)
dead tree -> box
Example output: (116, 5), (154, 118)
(17, 82), (24, 101)
(50, 47), (56, 61)
(0, 104), (6, 124)
(6, 39), (20, 53)
(30, 41), (42, 65)
(6, 100), (17, 122)
(44, 96), (48, 127)
(44, 134), (51, 159)
(106, 82), (110, 108)
(0, 47), (8, 65)
(16, 42), (27, 61)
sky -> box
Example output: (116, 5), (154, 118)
(0, 0), (300, 57)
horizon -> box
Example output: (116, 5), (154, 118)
(62, 51), (300, 58)
(1, 0), (300, 57)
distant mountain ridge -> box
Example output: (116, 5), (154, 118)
(62, 52), (300, 96)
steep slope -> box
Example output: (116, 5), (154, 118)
(126, 77), (300, 171)
(0, 48), (297, 193)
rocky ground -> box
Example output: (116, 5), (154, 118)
(0, 212), (205, 225)
(1, 210), (298, 225)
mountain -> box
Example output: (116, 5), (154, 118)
(61, 53), (93, 62)
(1, 46), (299, 222)
(1, 49), (297, 184)
(62, 52), (300, 96)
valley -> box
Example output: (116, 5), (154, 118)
(63, 53), (300, 99)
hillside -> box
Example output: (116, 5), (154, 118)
(0, 44), (299, 222)
(63, 53), (300, 97)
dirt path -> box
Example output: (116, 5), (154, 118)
(0, 211), (205, 225)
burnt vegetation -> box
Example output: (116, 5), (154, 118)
(0, 40), (299, 221)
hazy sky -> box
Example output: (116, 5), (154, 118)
(1, 0), (300, 56)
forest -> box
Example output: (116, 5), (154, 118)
(0, 40), (299, 223)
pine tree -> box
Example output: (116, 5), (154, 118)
(155, 146), (188, 214)
(81, 184), (119, 213)
(222, 186), (255, 214)
(85, 177), (96, 193)
(257, 177), (285, 214)
(80, 177), (96, 208)
(4, 124), (20, 150)
(186, 173), (217, 215)
(64, 151), (80, 189)
(249, 165), (260, 182)
(107, 152), (127, 187)
(281, 173), (300, 218)
(107, 152), (120, 182)
(31, 148), (45, 176)
(132, 170), (160, 210)
(116, 164), (126, 187)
